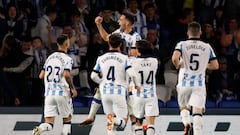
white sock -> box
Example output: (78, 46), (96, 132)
(61, 122), (71, 135)
(38, 123), (53, 133)
(113, 117), (126, 129)
(146, 125), (155, 135)
(88, 92), (101, 119)
(135, 125), (144, 135)
(193, 115), (203, 135)
(180, 109), (191, 126)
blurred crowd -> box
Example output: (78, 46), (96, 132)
(0, 0), (240, 106)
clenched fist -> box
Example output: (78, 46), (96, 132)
(95, 16), (103, 25)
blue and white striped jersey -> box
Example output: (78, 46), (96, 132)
(91, 50), (132, 95)
(130, 56), (158, 98)
(175, 39), (217, 87)
(113, 29), (142, 54)
(43, 51), (73, 96)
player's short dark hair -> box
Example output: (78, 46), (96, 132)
(122, 12), (134, 25)
(136, 39), (153, 55)
(45, 6), (57, 16)
(109, 33), (123, 48)
(188, 21), (201, 36)
(57, 34), (68, 46)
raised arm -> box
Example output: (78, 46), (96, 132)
(95, 16), (110, 42)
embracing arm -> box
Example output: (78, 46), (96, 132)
(208, 59), (219, 70)
(64, 70), (78, 98)
(171, 50), (182, 69)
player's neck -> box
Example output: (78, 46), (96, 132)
(109, 47), (120, 52)
(124, 26), (133, 34)
(58, 47), (67, 53)
(188, 36), (200, 39)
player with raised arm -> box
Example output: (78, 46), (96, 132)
(130, 40), (159, 135)
(90, 33), (140, 135)
(172, 21), (219, 135)
(80, 12), (141, 134)
(32, 34), (78, 135)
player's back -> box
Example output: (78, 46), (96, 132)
(132, 56), (158, 98)
(43, 51), (73, 96)
(177, 39), (215, 86)
(97, 50), (129, 94)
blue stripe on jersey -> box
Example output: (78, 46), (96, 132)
(59, 90), (63, 96)
(110, 83), (114, 94)
(52, 90), (56, 96)
(198, 74), (203, 86)
(53, 83), (57, 89)
(190, 75), (196, 87)
(46, 90), (49, 96)
(96, 64), (101, 72)
(150, 87), (154, 97)
(143, 88), (147, 98)
(137, 92), (140, 97)
(103, 85), (106, 94)
(210, 49), (214, 59)
(182, 73), (188, 87)
(118, 85), (121, 95)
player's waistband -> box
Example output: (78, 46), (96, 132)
(100, 84), (127, 95)
(45, 89), (68, 96)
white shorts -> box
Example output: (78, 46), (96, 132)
(127, 95), (134, 115)
(44, 95), (73, 118)
(133, 96), (159, 118)
(177, 85), (206, 109)
(101, 94), (128, 118)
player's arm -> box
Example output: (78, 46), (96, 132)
(64, 70), (78, 98)
(91, 70), (102, 84)
(172, 50), (182, 69)
(207, 59), (219, 70)
(95, 16), (110, 42)
(126, 66), (141, 89)
(39, 70), (45, 79)
(207, 47), (219, 70)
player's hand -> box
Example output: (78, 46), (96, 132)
(95, 16), (103, 25)
(71, 88), (78, 98)
(135, 86), (141, 93)
(15, 98), (20, 106)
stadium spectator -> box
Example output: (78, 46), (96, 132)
(208, 56), (237, 102)
(0, 3), (24, 45)
(31, 36), (48, 106)
(126, 0), (147, 38)
(1, 35), (33, 106)
(31, 6), (57, 48)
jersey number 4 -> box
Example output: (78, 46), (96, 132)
(107, 66), (115, 81)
